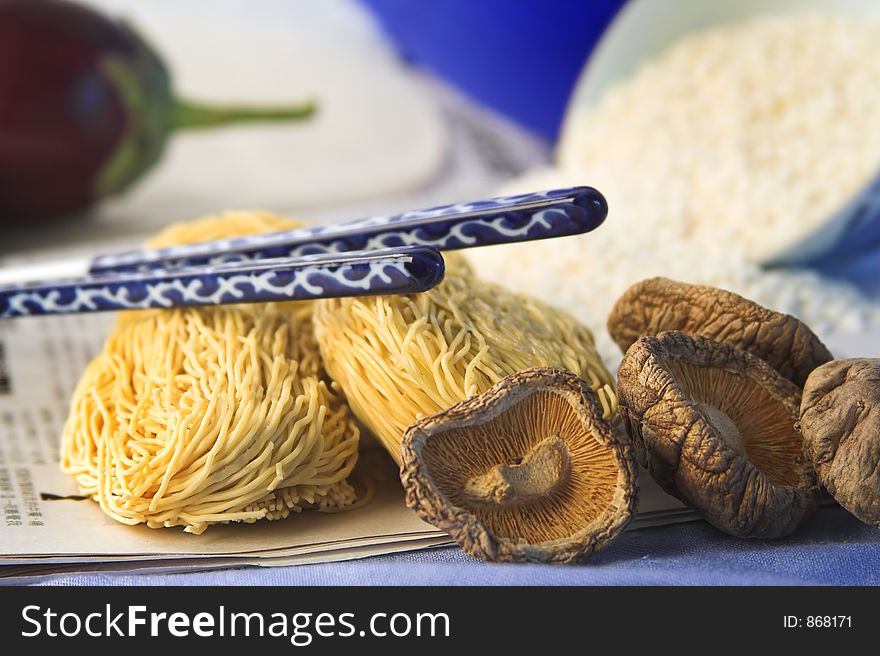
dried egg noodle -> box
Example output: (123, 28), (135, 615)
(313, 265), (616, 465)
(61, 212), (360, 534)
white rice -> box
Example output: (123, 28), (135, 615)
(468, 13), (880, 368)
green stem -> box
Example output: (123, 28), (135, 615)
(170, 97), (317, 131)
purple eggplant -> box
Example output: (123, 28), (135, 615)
(0, 0), (315, 222)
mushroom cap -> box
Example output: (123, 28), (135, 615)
(800, 358), (880, 527)
(400, 367), (637, 564)
(607, 277), (832, 387)
(617, 331), (821, 539)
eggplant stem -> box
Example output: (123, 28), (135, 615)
(170, 98), (316, 130)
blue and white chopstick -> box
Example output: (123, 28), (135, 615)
(0, 246), (445, 318)
(0, 187), (606, 286)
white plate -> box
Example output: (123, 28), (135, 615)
(80, 0), (448, 227)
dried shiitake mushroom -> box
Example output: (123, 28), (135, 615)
(799, 359), (880, 527)
(401, 367), (637, 563)
(617, 331), (821, 539)
(607, 277), (832, 387)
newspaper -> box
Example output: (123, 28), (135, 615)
(0, 80), (697, 577)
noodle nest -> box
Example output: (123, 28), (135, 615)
(313, 265), (617, 465)
(61, 212), (360, 534)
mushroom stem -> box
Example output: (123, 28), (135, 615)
(462, 435), (570, 506)
(696, 402), (745, 456)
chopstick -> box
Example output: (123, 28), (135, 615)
(0, 246), (445, 318)
(0, 187), (606, 286)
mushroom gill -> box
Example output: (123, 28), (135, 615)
(401, 367), (636, 563)
(666, 361), (804, 487)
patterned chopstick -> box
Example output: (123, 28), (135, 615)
(0, 246), (445, 318)
(0, 187), (605, 287)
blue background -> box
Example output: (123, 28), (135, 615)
(363, 0), (623, 142)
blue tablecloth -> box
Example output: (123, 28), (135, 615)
(6, 507), (878, 586)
